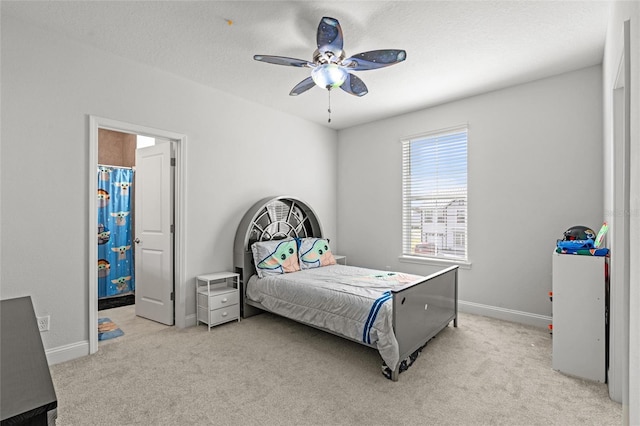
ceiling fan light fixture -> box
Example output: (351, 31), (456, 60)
(311, 63), (347, 89)
(254, 17), (406, 101)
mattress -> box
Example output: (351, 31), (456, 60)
(246, 264), (423, 371)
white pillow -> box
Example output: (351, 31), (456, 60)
(251, 239), (300, 278)
(298, 238), (336, 270)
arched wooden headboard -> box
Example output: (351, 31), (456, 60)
(233, 196), (324, 317)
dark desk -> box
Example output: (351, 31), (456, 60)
(1, 297), (57, 425)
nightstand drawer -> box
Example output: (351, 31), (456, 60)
(197, 290), (238, 309)
(196, 272), (240, 330)
(198, 304), (239, 326)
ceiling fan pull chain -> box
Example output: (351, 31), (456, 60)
(327, 87), (332, 123)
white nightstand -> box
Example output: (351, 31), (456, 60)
(196, 272), (240, 330)
(333, 255), (346, 265)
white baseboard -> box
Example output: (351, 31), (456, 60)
(459, 300), (552, 329)
(46, 340), (89, 365)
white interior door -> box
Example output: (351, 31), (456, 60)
(134, 143), (174, 325)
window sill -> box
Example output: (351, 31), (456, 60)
(398, 255), (472, 270)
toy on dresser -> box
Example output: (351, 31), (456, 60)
(556, 223), (609, 256)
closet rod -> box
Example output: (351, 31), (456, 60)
(98, 164), (135, 170)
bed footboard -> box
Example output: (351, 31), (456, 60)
(390, 265), (458, 381)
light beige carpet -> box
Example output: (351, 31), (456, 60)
(50, 311), (621, 425)
(97, 305), (168, 347)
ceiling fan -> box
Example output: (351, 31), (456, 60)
(253, 17), (407, 98)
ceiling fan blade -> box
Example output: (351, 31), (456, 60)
(340, 73), (368, 97)
(253, 55), (313, 68)
(342, 50), (407, 70)
(290, 77), (316, 96)
(317, 17), (344, 52)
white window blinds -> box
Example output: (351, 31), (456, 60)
(402, 126), (468, 261)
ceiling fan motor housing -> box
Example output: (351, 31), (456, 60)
(313, 48), (345, 65)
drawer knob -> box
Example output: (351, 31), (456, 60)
(221, 298), (228, 303)
(222, 312), (228, 317)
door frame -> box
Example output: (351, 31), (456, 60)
(607, 20), (631, 406)
(88, 115), (187, 354)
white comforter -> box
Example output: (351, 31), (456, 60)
(246, 264), (423, 371)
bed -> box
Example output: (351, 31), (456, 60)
(233, 196), (458, 381)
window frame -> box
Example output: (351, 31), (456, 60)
(399, 125), (471, 268)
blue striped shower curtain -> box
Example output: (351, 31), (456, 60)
(97, 166), (135, 298)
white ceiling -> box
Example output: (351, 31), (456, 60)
(3, 1), (611, 130)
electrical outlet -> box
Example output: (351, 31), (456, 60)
(37, 315), (50, 332)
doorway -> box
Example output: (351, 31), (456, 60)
(97, 129), (138, 312)
(88, 116), (187, 354)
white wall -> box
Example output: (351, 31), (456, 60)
(337, 66), (603, 326)
(602, 0), (639, 419)
(0, 16), (338, 358)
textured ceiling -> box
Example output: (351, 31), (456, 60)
(2, 1), (610, 130)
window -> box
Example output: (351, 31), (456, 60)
(402, 125), (468, 262)
(424, 209), (434, 223)
(457, 211), (466, 223)
(454, 231), (465, 247)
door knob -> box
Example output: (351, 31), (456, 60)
(134, 238), (141, 244)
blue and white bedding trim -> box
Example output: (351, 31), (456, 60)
(363, 291), (392, 344)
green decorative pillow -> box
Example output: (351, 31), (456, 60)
(298, 238), (336, 270)
(252, 239), (300, 278)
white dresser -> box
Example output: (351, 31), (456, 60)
(551, 252), (607, 382)
(196, 272), (240, 330)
